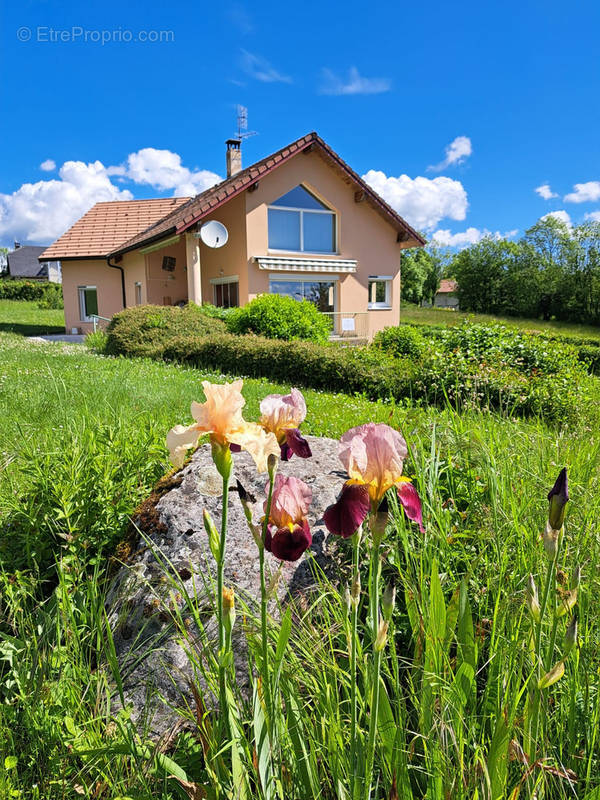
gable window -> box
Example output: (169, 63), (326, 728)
(368, 276), (392, 309)
(78, 285), (98, 321)
(268, 185), (336, 253)
(212, 276), (239, 308)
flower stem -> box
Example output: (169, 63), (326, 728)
(217, 472), (230, 725)
(364, 525), (383, 800)
(259, 470), (276, 748)
(350, 530), (360, 800)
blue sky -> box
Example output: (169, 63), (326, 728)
(2, 0), (600, 249)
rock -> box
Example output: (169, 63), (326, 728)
(106, 435), (348, 738)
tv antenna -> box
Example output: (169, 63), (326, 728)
(235, 105), (257, 141)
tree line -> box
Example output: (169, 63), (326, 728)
(401, 217), (600, 324)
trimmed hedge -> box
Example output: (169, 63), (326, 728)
(373, 325), (425, 359)
(0, 279), (63, 304)
(105, 304), (225, 358)
(225, 294), (332, 343)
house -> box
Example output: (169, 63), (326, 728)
(40, 132), (425, 337)
(434, 278), (459, 309)
(6, 244), (62, 283)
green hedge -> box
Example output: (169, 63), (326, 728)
(225, 294), (332, 343)
(0, 279), (63, 304)
(105, 304), (225, 358)
(578, 346), (600, 375)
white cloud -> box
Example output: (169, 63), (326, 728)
(0, 161), (133, 245)
(363, 170), (468, 230)
(0, 148), (222, 246)
(228, 3), (254, 34)
(319, 67), (391, 96)
(431, 227), (517, 248)
(564, 181), (600, 203)
(428, 136), (472, 172)
(584, 211), (600, 222)
(39, 159), (56, 172)
(535, 183), (558, 200)
(123, 148), (221, 196)
(541, 210), (572, 229)
(240, 50), (291, 83)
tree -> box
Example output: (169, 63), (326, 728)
(450, 237), (520, 314)
(0, 247), (8, 275)
(401, 244), (445, 305)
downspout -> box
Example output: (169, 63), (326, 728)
(107, 256), (127, 309)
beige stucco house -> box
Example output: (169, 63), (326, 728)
(40, 132), (424, 339)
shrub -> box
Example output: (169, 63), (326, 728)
(0, 279), (62, 303)
(196, 302), (235, 321)
(37, 283), (64, 309)
(85, 329), (108, 354)
(373, 325), (425, 360)
(105, 304), (225, 358)
(225, 294), (332, 343)
(578, 345), (600, 375)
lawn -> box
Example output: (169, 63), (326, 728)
(0, 298), (64, 336)
(400, 302), (600, 340)
(1, 309), (600, 798)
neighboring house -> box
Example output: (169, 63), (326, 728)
(434, 279), (459, 309)
(40, 132), (425, 336)
(6, 244), (62, 282)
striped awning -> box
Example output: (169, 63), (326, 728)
(254, 256), (357, 273)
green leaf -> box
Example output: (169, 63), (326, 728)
(4, 756), (17, 770)
(273, 606), (292, 686)
(457, 579), (476, 671)
(283, 681), (320, 800)
(253, 680), (275, 800)
(226, 684), (249, 800)
(487, 712), (510, 800)
(538, 660), (565, 689)
(64, 716), (77, 736)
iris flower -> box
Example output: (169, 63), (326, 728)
(264, 474), (313, 561)
(167, 380), (280, 473)
(324, 423), (424, 538)
(260, 388), (312, 461)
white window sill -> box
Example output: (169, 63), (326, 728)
(368, 305), (392, 311)
(268, 249), (340, 257)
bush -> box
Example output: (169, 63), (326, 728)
(225, 294), (332, 343)
(105, 304), (225, 357)
(373, 325), (425, 360)
(85, 329), (108, 354)
(196, 302), (235, 321)
(578, 345), (600, 375)
(37, 283), (64, 309)
(0, 279), (62, 303)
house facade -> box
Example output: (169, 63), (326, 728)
(40, 133), (424, 337)
(434, 279), (459, 309)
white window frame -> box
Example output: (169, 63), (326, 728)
(78, 285), (98, 322)
(368, 275), (393, 310)
(134, 281), (142, 305)
(210, 275), (239, 308)
(268, 274), (337, 311)
(268, 186), (337, 255)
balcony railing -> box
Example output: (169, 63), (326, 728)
(322, 311), (369, 342)
(89, 314), (111, 332)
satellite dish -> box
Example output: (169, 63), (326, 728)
(198, 220), (229, 248)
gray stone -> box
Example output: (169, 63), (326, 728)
(106, 435), (348, 738)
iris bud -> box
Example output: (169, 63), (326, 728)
(564, 616), (578, 655)
(382, 583), (396, 621)
(374, 617), (389, 651)
(203, 509), (220, 562)
(222, 586), (236, 634)
(547, 467), (569, 530)
(526, 574), (541, 623)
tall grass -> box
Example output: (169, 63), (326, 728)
(1, 333), (599, 798)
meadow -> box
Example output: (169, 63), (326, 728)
(1, 300), (600, 799)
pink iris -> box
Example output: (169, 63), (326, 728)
(324, 423), (424, 538)
(260, 389), (312, 461)
(264, 475), (313, 562)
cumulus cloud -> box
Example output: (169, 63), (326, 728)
(319, 67), (391, 96)
(535, 183), (558, 200)
(0, 149), (222, 246)
(584, 211), (600, 222)
(428, 136), (472, 172)
(363, 169), (468, 230)
(240, 50), (291, 83)
(123, 148), (221, 196)
(541, 210), (572, 229)
(40, 159), (56, 172)
(431, 227), (517, 248)
(564, 181), (600, 203)
(0, 161), (133, 245)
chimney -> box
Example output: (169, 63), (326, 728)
(226, 138), (242, 177)
(14, 241), (21, 249)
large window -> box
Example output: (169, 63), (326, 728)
(78, 285), (98, 321)
(268, 185), (336, 253)
(212, 277), (239, 308)
(269, 277), (335, 312)
(368, 276), (392, 309)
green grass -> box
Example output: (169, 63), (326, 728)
(1, 318), (600, 797)
(400, 302), (600, 340)
(0, 298), (65, 336)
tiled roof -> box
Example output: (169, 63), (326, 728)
(437, 278), (458, 293)
(7, 246), (48, 278)
(112, 132), (426, 255)
(38, 197), (191, 260)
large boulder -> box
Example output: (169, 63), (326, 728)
(106, 435), (347, 737)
